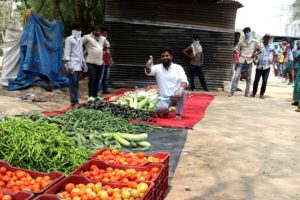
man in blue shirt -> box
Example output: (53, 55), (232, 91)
(251, 34), (275, 99)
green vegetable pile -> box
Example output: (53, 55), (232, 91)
(79, 101), (152, 121)
(19, 109), (156, 151)
(0, 118), (91, 174)
(115, 91), (158, 112)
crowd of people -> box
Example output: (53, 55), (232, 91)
(63, 23), (299, 119)
(230, 27), (300, 112)
(63, 23), (112, 107)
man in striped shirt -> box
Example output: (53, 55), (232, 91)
(251, 34), (275, 99)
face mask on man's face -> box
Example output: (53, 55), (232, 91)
(72, 30), (82, 38)
(245, 32), (252, 40)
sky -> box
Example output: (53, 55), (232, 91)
(235, 0), (294, 36)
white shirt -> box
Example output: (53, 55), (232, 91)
(145, 63), (188, 97)
(63, 35), (85, 71)
(82, 33), (110, 65)
(235, 39), (262, 64)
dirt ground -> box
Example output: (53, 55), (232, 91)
(0, 74), (299, 200)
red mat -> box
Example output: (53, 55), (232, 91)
(42, 89), (214, 129)
(147, 93), (214, 129)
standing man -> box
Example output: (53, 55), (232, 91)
(251, 34), (275, 99)
(99, 27), (112, 94)
(63, 22), (87, 106)
(82, 25), (110, 101)
(230, 27), (262, 97)
(183, 36), (208, 91)
(231, 32), (243, 91)
(145, 48), (188, 120)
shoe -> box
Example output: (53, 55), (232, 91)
(291, 101), (299, 106)
(296, 108), (300, 112)
(71, 103), (80, 108)
(250, 94), (255, 98)
(288, 82), (292, 85)
(175, 115), (182, 120)
(204, 89), (209, 92)
(88, 96), (95, 102)
(245, 94), (249, 97)
(236, 88), (243, 92)
(102, 90), (110, 94)
(260, 95), (264, 99)
(95, 96), (103, 101)
(228, 92), (234, 97)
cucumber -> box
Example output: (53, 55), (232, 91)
(130, 141), (137, 147)
(136, 141), (151, 148)
(116, 133), (148, 142)
(113, 133), (131, 147)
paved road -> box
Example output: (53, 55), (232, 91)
(166, 75), (300, 200)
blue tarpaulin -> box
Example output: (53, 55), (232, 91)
(8, 14), (68, 91)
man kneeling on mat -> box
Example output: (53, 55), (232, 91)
(145, 48), (189, 120)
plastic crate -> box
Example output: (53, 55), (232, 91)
(32, 194), (60, 200)
(71, 160), (164, 200)
(89, 148), (169, 197)
(45, 175), (154, 200)
(0, 160), (64, 195)
(0, 191), (34, 200)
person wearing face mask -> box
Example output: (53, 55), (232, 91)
(82, 25), (110, 101)
(250, 34), (276, 99)
(145, 48), (188, 120)
(63, 22), (87, 107)
(230, 27), (262, 97)
(283, 39), (295, 85)
(183, 36), (208, 91)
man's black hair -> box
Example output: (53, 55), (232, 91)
(72, 22), (82, 30)
(243, 27), (251, 33)
(92, 25), (101, 31)
(193, 35), (200, 41)
(101, 27), (108, 32)
(234, 32), (241, 37)
(160, 48), (172, 55)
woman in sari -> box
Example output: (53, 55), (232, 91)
(292, 41), (300, 112)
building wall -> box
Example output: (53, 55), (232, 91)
(105, 0), (240, 90)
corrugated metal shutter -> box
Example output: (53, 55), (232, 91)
(105, 0), (239, 90)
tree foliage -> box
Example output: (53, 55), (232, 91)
(292, 0), (300, 20)
(21, 0), (105, 34)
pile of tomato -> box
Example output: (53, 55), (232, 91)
(80, 165), (160, 183)
(57, 182), (149, 200)
(0, 193), (12, 200)
(0, 166), (53, 192)
(95, 149), (161, 166)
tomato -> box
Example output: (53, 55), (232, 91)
(65, 183), (75, 193)
(137, 182), (149, 193)
(0, 167), (7, 174)
(127, 181), (137, 189)
(2, 194), (13, 200)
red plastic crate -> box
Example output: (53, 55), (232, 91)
(0, 191), (34, 200)
(71, 160), (164, 200)
(0, 160), (64, 195)
(32, 194), (60, 200)
(89, 148), (169, 197)
(45, 175), (154, 200)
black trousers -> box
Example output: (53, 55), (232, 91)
(68, 71), (80, 105)
(190, 64), (208, 91)
(252, 68), (270, 96)
(87, 63), (103, 97)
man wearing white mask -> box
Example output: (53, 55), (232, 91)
(230, 27), (262, 97)
(63, 23), (87, 106)
(183, 36), (209, 91)
(82, 25), (110, 101)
